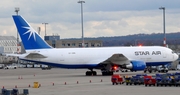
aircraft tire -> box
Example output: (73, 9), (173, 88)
(86, 71), (97, 76)
(149, 70), (152, 73)
(86, 71), (92, 76)
(102, 72), (107, 76)
(102, 71), (113, 76)
(92, 71), (97, 76)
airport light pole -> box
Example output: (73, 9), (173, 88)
(15, 7), (20, 53)
(37, 27), (41, 35)
(78, 0), (85, 47)
(42, 23), (48, 36)
(159, 6), (166, 47)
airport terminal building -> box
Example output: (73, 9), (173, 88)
(0, 36), (21, 54)
(0, 36), (21, 64)
(44, 35), (103, 48)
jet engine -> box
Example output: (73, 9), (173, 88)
(125, 60), (146, 71)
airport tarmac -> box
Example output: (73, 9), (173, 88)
(0, 68), (179, 95)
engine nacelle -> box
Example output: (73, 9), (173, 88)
(125, 60), (146, 71)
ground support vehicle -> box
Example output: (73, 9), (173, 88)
(121, 69), (130, 72)
(111, 74), (124, 85)
(144, 66), (168, 73)
(4, 65), (17, 69)
(174, 75), (180, 86)
(158, 67), (168, 73)
(144, 75), (156, 86)
(166, 73), (180, 87)
(41, 65), (51, 70)
(155, 73), (180, 87)
(125, 74), (145, 85)
(156, 74), (170, 86)
(144, 66), (158, 73)
(125, 76), (133, 85)
(175, 72), (180, 75)
(132, 75), (145, 85)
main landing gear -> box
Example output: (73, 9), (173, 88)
(85, 69), (114, 76)
(101, 70), (114, 76)
(85, 69), (97, 76)
(101, 68), (114, 76)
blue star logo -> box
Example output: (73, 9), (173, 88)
(22, 26), (36, 41)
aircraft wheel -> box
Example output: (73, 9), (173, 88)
(149, 70), (152, 73)
(92, 71), (97, 76)
(102, 71), (113, 76)
(110, 71), (113, 75)
(102, 72), (107, 76)
(86, 71), (92, 76)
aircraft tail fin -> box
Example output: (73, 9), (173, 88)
(12, 15), (52, 51)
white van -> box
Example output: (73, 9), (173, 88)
(4, 65), (18, 69)
(177, 65), (180, 70)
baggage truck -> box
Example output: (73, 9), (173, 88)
(144, 75), (156, 86)
(111, 74), (124, 85)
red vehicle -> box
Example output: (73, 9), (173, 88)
(111, 74), (124, 85)
(144, 76), (156, 86)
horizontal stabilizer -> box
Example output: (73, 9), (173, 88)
(25, 53), (47, 58)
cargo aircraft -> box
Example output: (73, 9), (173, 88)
(12, 15), (178, 76)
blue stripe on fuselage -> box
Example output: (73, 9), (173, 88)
(20, 59), (98, 69)
(146, 62), (171, 66)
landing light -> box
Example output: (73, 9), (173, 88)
(113, 66), (117, 70)
(138, 44), (142, 47)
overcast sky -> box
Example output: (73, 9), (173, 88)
(0, 0), (180, 39)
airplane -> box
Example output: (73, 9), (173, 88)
(12, 15), (179, 76)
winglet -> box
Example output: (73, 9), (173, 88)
(12, 15), (52, 51)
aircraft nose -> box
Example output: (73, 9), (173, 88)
(175, 53), (179, 60)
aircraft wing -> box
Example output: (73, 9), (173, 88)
(100, 53), (131, 65)
(94, 53), (145, 71)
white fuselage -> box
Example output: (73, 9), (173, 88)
(19, 46), (178, 68)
